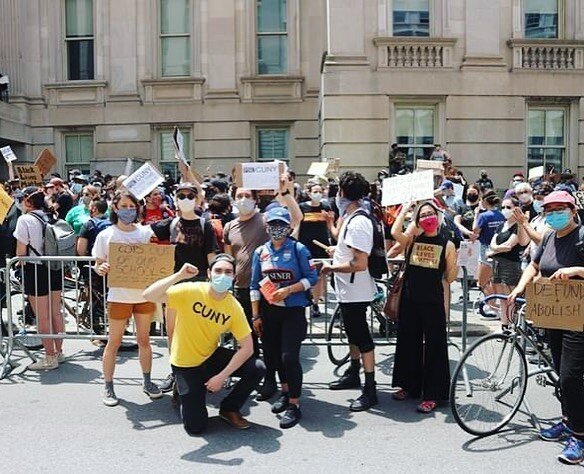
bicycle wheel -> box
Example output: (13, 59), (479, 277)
(326, 306), (350, 366)
(450, 333), (528, 437)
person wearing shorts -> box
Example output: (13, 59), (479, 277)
(93, 191), (161, 407)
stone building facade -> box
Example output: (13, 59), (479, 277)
(1, 0), (584, 187)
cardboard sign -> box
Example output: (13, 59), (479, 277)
(234, 161), (285, 191)
(108, 243), (176, 290)
(457, 240), (480, 278)
(528, 166), (545, 181)
(122, 162), (164, 200)
(307, 162), (329, 177)
(0, 145), (17, 163)
(525, 278), (584, 331)
(327, 157), (341, 175)
(574, 191), (584, 210)
(381, 170), (434, 206)
(417, 159), (444, 176)
(173, 127), (188, 165)
(14, 164), (43, 187)
(34, 149), (57, 176)
(0, 186), (14, 223)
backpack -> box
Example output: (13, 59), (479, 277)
(441, 212), (463, 249)
(343, 208), (388, 281)
(208, 215), (225, 252)
(85, 217), (112, 255)
(28, 212), (77, 270)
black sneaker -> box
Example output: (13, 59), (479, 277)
(271, 392), (290, 414)
(349, 388), (378, 412)
(256, 379), (277, 401)
(310, 304), (321, 318)
(329, 369), (361, 390)
(159, 373), (175, 393)
(280, 404), (302, 429)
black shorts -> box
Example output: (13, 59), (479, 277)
(23, 263), (63, 297)
(339, 302), (374, 353)
(492, 258), (522, 286)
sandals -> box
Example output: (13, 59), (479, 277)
(416, 400), (437, 413)
(392, 389), (408, 401)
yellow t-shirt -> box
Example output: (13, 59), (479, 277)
(167, 282), (251, 367)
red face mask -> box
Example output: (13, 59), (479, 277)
(419, 215), (439, 233)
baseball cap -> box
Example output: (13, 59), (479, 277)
(73, 174), (89, 183)
(176, 182), (198, 194)
(265, 206), (291, 225)
(210, 178), (229, 193)
(439, 180), (454, 191)
(542, 190), (575, 208)
(21, 186), (41, 198)
(49, 177), (64, 187)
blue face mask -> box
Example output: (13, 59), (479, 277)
(116, 208), (137, 224)
(210, 273), (234, 293)
(545, 210), (572, 231)
(533, 200), (543, 214)
(335, 195), (352, 216)
(71, 183), (83, 194)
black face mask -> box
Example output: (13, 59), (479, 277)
(467, 194), (479, 203)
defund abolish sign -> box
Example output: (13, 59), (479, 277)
(123, 162), (164, 200)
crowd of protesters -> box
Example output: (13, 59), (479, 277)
(0, 152), (583, 465)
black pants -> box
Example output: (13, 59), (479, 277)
(261, 304), (307, 398)
(234, 287), (260, 357)
(560, 330), (584, 436)
(172, 347), (265, 435)
(339, 302), (374, 353)
(392, 297), (450, 401)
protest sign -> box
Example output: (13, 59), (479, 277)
(234, 161), (285, 191)
(417, 159), (444, 176)
(307, 162), (329, 177)
(381, 170), (434, 206)
(327, 157), (341, 175)
(457, 240), (480, 278)
(0, 145), (17, 163)
(34, 149), (57, 176)
(122, 162), (164, 200)
(14, 164), (43, 186)
(172, 127), (188, 165)
(0, 186), (14, 223)
(108, 243), (176, 289)
(528, 166), (545, 181)
(525, 278), (584, 331)
(453, 183), (464, 200)
(574, 191), (584, 210)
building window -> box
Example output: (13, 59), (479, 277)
(525, 0), (558, 39)
(395, 107), (435, 169)
(527, 108), (565, 172)
(160, 130), (190, 179)
(65, 133), (93, 174)
(257, 0), (287, 74)
(393, 0), (430, 37)
(65, 0), (94, 80)
(257, 128), (289, 161)
(160, 0), (191, 77)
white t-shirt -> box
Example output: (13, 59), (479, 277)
(333, 212), (376, 303)
(13, 210), (47, 264)
(92, 224), (154, 303)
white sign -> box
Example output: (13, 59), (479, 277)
(122, 162), (164, 200)
(307, 162), (329, 176)
(453, 183), (464, 200)
(0, 146), (17, 163)
(241, 162), (280, 191)
(381, 170), (434, 206)
(172, 127), (188, 165)
(457, 240), (480, 278)
(528, 165), (545, 181)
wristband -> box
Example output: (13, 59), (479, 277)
(280, 189), (291, 196)
(252, 316), (262, 321)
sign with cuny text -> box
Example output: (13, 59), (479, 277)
(14, 164), (43, 186)
(34, 149), (57, 176)
(122, 162), (164, 200)
(381, 170), (434, 207)
(234, 161), (285, 191)
(0, 145), (17, 163)
(574, 191), (584, 210)
(525, 278), (584, 331)
(108, 243), (176, 289)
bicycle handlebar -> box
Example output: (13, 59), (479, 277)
(481, 294), (526, 306)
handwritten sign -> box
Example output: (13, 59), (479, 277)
(574, 191), (584, 210)
(234, 161), (285, 191)
(0, 186), (14, 223)
(327, 157), (341, 175)
(525, 278), (584, 331)
(14, 164), (43, 187)
(457, 240), (480, 278)
(381, 170), (434, 206)
(307, 162), (329, 176)
(173, 127), (188, 165)
(410, 242), (443, 269)
(123, 162), (164, 200)
(34, 149), (57, 176)
(108, 243), (176, 289)
(417, 159), (444, 176)
(528, 166), (545, 181)
(0, 146), (17, 163)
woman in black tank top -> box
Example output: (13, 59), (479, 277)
(391, 201), (458, 413)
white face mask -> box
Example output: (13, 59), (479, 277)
(310, 192), (323, 203)
(518, 193), (531, 204)
(177, 197), (196, 213)
(234, 197), (255, 215)
(502, 208), (513, 219)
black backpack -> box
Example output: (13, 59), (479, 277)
(343, 208), (388, 281)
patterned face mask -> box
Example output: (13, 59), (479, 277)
(267, 223), (290, 241)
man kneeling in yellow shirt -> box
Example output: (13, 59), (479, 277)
(143, 253), (265, 435)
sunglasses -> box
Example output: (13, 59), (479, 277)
(177, 193), (196, 200)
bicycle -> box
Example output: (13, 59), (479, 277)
(449, 294), (560, 437)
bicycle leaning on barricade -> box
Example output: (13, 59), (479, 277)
(449, 294), (560, 437)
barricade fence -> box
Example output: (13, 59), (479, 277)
(0, 255), (472, 379)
